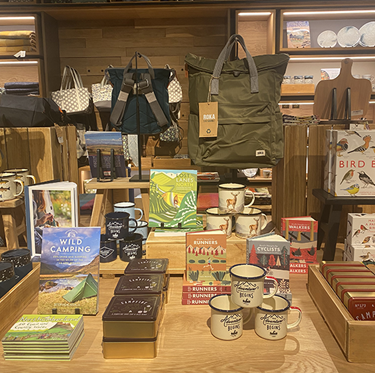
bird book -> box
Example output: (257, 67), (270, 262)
(185, 230), (229, 285)
(344, 239), (375, 264)
(38, 227), (101, 316)
(328, 129), (375, 196)
(281, 217), (318, 274)
(347, 213), (375, 246)
(149, 169), (198, 228)
(24, 181), (79, 258)
(246, 233), (292, 301)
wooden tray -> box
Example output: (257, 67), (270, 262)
(0, 262), (40, 339)
(307, 264), (375, 363)
(281, 83), (315, 95)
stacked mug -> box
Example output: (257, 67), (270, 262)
(209, 263), (302, 341)
(101, 202), (147, 263)
(206, 183), (268, 239)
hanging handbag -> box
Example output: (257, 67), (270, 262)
(185, 34), (289, 169)
(107, 53), (171, 135)
(51, 66), (91, 115)
(92, 67), (113, 110)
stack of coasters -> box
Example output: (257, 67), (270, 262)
(1, 249), (32, 282)
(0, 262), (17, 298)
(320, 261), (375, 320)
(124, 258), (170, 303)
(102, 295), (162, 359)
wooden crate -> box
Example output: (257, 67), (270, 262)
(0, 262), (40, 339)
(146, 232), (246, 274)
(0, 126), (78, 184)
(307, 265), (375, 363)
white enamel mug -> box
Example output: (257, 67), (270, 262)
(114, 201), (143, 222)
(255, 295), (302, 340)
(218, 183), (255, 214)
(235, 207), (268, 238)
(209, 294), (251, 341)
(4, 168), (36, 186)
(206, 207), (233, 238)
(230, 263), (278, 308)
(0, 172), (24, 201)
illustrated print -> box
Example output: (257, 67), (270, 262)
(342, 183), (360, 196)
(249, 217), (260, 237)
(358, 171), (375, 188)
(226, 192), (239, 211)
(336, 138), (348, 157)
(219, 218), (230, 235)
(340, 169), (354, 184)
(348, 135), (371, 154)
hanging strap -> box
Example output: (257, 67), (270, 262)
(138, 73), (168, 127)
(210, 34), (259, 96)
(110, 72), (134, 129)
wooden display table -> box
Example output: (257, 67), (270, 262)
(313, 189), (375, 261)
(0, 197), (26, 249)
(86, 177), (150, 230)
(0, 273), (369, 371)
(146, 232), (247, 274)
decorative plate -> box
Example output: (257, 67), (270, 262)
(337, 26), (360, 47)
(359, 22), (375, 47)
(317, 30), (337, 48)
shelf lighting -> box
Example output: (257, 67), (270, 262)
(0, 17), (35, 21)
(279, 102), (314, 105)
(290, 56), (375, 61)
(238, 12), (272, 16)
(284, 10), (375, 16)
(0, 61), (38, 65)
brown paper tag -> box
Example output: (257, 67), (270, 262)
(199, 102), (218, 137)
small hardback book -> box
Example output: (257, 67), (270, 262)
(281, 216), (318, 274)
(38, 227), (101, 315)
(149, 169), (198, 228)
(182, 271), (231, 293)
(24, 181), (78, 258)
(186, 230), (229, 285)
(247, 233), (292, 300)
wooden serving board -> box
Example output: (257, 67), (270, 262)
(314, 58), (372, 120)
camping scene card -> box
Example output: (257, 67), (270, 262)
(38, 227), (101, 315)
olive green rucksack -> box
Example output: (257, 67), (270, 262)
(185, 34), (289, 169)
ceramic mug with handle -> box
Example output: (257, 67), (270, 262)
(218, 183), (255, 214)
(114, 201), (143, 223)
(229, 263), (279, 308)
(4, 168), (36, 186)
(235, 207), (268, 239)
(0, 172), (24, 201)
(206, 207), (233, 238)
(254, 294), (302, 340)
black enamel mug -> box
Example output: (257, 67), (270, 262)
(105, 212), (138, 240)
(119, 233), (143, 262)
(100, 234), (117, 263)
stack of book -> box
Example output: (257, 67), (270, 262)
(345, 213), (375, 264)
(281, 216), (318, 274)
(2, 315), (84, 361)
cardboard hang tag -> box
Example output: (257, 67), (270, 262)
(199, 102), (218, 138)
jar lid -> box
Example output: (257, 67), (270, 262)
(1, 249), (31, 268)
(283, 75), (291, 79)
(114, 274), (164, 295)
(0, 262), (15, 282)
(304, 75), (314, 79)
(294, 75), (303, 79)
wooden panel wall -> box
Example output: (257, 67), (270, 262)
(58, 17), (228, 156)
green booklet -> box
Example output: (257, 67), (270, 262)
(149, 169), (198, 228)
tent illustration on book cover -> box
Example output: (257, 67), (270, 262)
(62, 273), (98, 303)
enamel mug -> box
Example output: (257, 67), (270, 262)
(209, 294), (251, 341)
(235, 207), (268, 238)
(0, 172), (24, 202)
(254, 295), (302, 340)
(4, 168), (36, 186)
(206, 207), (233, 238)
(114, 201), (143, 222)
(230, 263), (278, 308)
(218, 183), (255, 214)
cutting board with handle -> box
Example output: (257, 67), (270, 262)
(314, 58), (372, 120)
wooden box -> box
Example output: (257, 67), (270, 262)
(0, 126), (78, 185)
(0, 262), (40, 339)
(153, 156), (192, 169)
(146, 232), (246, 274)
(307, 264), (375, 363)
(281, 84), (315, 95)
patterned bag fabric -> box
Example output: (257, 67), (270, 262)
(166, 65), (183, 104)
(51, 66), (91, 115)
(92, 68), (113, 110)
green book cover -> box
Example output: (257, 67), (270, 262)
(149, 169), (197, 228)
(2, 315), (83, 346)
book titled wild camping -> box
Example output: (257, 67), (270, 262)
(149, 169), (197, 228)
(2, 314), (84, 361)
(186, 230), (230, 285)
(84, 131), (127, 178)
(38, 227), (101, 315)
(24, 181), (78, 258)
(281, 216), (318, 274)
(246, 233), (292, 301)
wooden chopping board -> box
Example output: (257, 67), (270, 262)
(314, 58), (372, 120)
